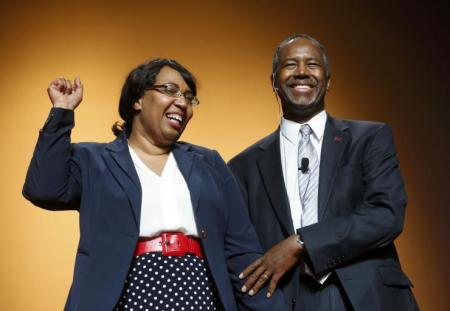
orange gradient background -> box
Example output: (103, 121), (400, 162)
(1, 1), (448, 310)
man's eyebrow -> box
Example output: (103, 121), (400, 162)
(282, 56), (323, 63)
(308, 57), (323, 62)
(281, 58), (297, 63)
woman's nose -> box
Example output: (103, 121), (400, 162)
(173, 96), (188, 109)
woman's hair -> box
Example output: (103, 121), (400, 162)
(112, 58), (197, 137)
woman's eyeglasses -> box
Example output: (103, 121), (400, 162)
(147, 84), (199, 106)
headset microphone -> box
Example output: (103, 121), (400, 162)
(299, 157), (309, 174)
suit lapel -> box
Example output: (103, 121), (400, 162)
(318, 116), (349, 221)
(103, 134), (142, 229)
(172, 143), (203, 212)
(257, 131), (295, 235)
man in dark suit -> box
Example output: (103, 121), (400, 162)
(228, 34), (419, 310)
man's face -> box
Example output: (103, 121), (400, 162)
(275, 38), (330, 122)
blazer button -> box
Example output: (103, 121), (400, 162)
(200, 229), (208, 239)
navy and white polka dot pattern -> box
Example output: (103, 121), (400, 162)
(115, 252), (223, 310)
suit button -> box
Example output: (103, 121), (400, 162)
(200, 229), (208, 239)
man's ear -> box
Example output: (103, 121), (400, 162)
(271, 73), (278, 93)
(326, 78), (331, 91)
(133, 99), (142, 111)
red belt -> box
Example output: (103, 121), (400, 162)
(134, 232), (204, 258)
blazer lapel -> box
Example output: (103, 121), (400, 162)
(172, 143), (203, 212)
(318, 116), (349, 221)
(257, 131), (295, 235)
(103, 134), (142, 229)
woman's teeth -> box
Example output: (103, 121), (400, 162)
(167, 113), (183, 123)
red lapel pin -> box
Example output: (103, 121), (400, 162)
(334, 136), (343, 142)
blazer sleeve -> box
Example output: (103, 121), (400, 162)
(298, 124), (407, 275)
(212, 151), (288, 311)
(22, 108), (82, 210)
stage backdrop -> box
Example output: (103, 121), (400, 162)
(1, 0), (448, 310)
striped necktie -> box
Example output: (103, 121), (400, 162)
(298, 124), (319, 227)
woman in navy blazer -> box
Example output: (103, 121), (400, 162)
(23, 58), (287, 311)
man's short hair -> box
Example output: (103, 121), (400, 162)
(272, 34), (330, 80)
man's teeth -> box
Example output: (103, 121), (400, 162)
(292, 84), (312, 89)
(167, 114), (183, 123)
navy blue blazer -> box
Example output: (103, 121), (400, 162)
(228, 115), (419, 311)
(23, 108), (287, 311)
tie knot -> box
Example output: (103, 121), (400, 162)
(300, 124), (312, 139)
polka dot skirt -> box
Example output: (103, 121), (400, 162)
(115, 252), (223, 311)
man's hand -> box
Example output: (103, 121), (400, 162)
(47, 77), (83, 110)
(239, 235), (304, 298)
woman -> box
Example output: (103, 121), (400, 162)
(23, 59), (287, 311)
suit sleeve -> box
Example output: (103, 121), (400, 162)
(298, 124), (407, 275)
(22, 108), (82, 210)
(213, 152), (288, 311)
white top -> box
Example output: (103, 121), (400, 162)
(128, 146), (199, 238)
(279, 110), (327, 230)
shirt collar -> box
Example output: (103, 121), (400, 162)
(280, 110), (327, 144)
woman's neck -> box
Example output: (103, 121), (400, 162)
(128, 132), (170, 156)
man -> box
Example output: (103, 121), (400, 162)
(228, 34), (419, 310)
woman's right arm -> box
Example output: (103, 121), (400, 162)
(22, 77), (84, 210)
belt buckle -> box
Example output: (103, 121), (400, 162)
(161, 232), (186, 257)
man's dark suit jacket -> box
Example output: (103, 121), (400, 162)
(22, 108), (287, 311)
(228, 115), (418, 311)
